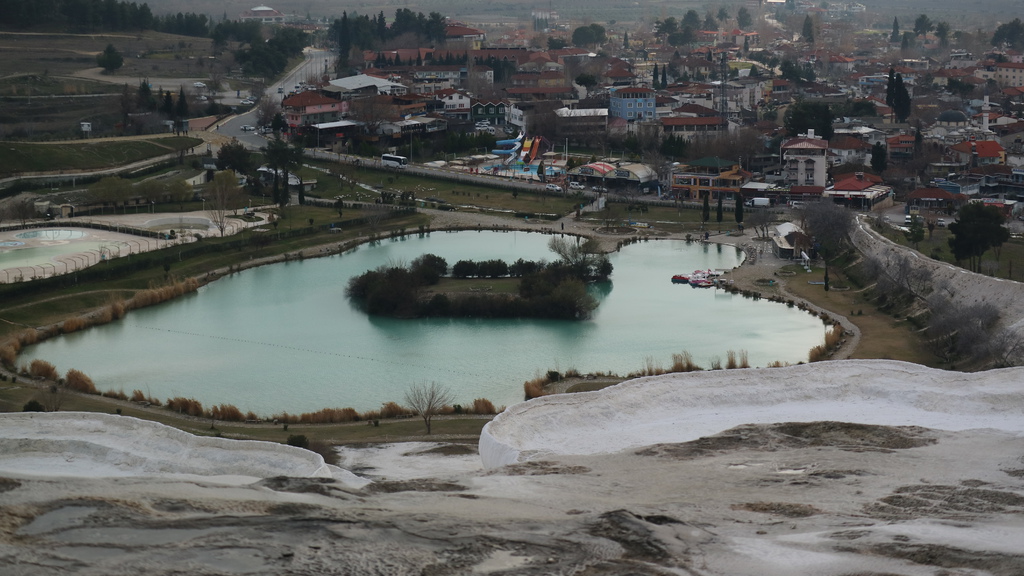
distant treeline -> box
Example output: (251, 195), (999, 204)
(331, 9), (448, 69)
(1, 0), (211, 36)
(345, 253), (610, 321)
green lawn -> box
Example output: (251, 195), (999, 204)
(0, 136), (203, 176)
(307, 160), (583, 218)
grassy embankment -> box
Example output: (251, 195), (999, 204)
(0, 136), (202, 178)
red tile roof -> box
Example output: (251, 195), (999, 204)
(949, 140), (1005, 158)
(282, 91), (341, 108)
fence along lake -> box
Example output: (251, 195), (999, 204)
(20, 231), (827, 415)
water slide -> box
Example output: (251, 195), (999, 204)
(492, 132), (524, 165)
(519, 138), (533, 164)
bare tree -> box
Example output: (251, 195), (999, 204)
(43, 382), (68, 412)
(867, 251), (933, 303)
(348, 94), (399, 138)
(548, 236), (608, 277)
(207, 170), (245, 236)
(10, 198), (38, 224)
(404, 381), (455, 434)
(256, 98), (281, 128)
(987, 328), (1024, 367)
(745, 207), (774, 239)
(926, 291), (1001, 363)
(363, 202), (389, 234)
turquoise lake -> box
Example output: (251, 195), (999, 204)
(20, 231), (826, 414)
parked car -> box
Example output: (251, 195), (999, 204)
(568, 181), (585, 190)
(591, 185), (607, 193)
(240, 125), (256, 131)
(240, 99), (255, 105)
(937, 218), (947, 227)
(545, 183), (563, 193)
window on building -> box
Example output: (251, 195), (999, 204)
(627, 102), (633, 108)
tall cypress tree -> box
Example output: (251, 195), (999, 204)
(337, 12), (351, 70)
(890, 17), (900, 43)
(893, 73), (911, 122)
(885, 68), (896, 117)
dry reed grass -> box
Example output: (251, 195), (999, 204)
(130, 389), (162, 406)
(0, 343), (17, 368)
(211, 404), (245, 422)
(670, 351), (702, 372)
(808, 344), (828, 362)
(471, 398), (496, 414)
(66, 369), (98, 394)
(128, 278), (200, 310)
(102, 389), (129, 401)
(108, 297), (126, 320)
(61, 317), (88, 334)
(297, 407), (361, 424)
(94, 307), (113, 324)
(18, 329), (39, 346)
(166, 396), (205, 417)
(824, 324), (843, 348)
(29, 359), (59, 381)
(809, 324), (844, 363)
(523, 377), (548, 399)
(380, 401), (410, 418)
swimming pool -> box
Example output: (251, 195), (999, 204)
(0, 228), (156, 283)
(15, 229), (87, 240)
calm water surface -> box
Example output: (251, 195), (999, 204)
(22, 231), (826, 414)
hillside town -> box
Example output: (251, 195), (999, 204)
(240, 4), (1024, 216)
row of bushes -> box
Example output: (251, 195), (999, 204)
(11, 357), (499, 423)
(522, 350), (752, 400)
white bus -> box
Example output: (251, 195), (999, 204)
(381, 154), (408, 169)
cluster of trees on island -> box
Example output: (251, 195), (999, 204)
(346, 237), (612, 321)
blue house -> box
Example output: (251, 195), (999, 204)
(609, 87), (656, 121)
